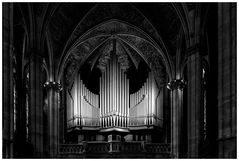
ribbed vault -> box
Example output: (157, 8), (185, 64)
(62, 20), (167, 91)
(53, 3), (184, 85)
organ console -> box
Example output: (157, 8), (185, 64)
(66, 40), (163, 132)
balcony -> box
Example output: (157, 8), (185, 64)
(59, 142), (171, 158)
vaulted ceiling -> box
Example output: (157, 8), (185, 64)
(16, 3), (210, 87)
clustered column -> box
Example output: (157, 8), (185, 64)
(167, 79), (186, 158)
(218, 3), (236, 158)
(29, 52), (44, 157)
(3, 3), (14, 158)
(44, 81), (62, 158)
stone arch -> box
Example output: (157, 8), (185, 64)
(59, 20), (170, 91)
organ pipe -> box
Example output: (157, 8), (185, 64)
(67, 44), (162, 130)
(128, 71), (162, 127)
(77, 74), (80, 123)
(67, 73), (101, 128)
(100, 77), (102, 117)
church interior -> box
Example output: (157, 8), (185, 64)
(2, 2), (236, 158)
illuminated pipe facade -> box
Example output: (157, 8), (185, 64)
(129, 71), (162, 127)
(67, 74), (100, 129)
(66, 71), (162, 130)
(99, 44), (129, 128)
(66, 40), (163, 130)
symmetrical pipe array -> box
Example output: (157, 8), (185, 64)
(100, 49), (129, 128)
(67, 40), (163, 129)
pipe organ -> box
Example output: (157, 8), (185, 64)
(67, 74), (100, 129)
(98, 44), (130, 129)
(129, 71), (163, 127)
(66, 40), (163, 131)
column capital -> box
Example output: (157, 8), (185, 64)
(44, 81), (63, 92)
(167, 79), (186, 90)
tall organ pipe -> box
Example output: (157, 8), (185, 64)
(100, 77), (102, 117)
(77, 74), (80, 125)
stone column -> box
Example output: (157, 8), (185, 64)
(167, 79), (186, 158)
(217, 3), (236, 158)
(3, 2), (14, 158)
(44, 82), (62, 158)
(186, 48), (202, 158)
(59, 82), (65, 144)
(29, 52), (44, 157)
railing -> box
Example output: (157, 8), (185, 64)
(121, 141), (143, 152)
(59, 142), (170, 155)
(145, 143), (171, 154)
(59, 144), (85, 154)
(87, 142), (110, 153)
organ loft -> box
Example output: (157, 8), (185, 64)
(3, 2), (236, 158)
(66, 38), (163, 144)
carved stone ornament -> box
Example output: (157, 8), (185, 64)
(44, 81), (63, 92)
(167, 79), (186, 90)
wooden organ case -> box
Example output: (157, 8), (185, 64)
(66, 39), (163, 143)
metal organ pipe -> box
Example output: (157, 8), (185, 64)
(102, 74), (104, 126)
(122, 72), (124, 126)
(103, 70), (105, 126)
(119, 68), (121, 125)
(77, 74), (80, 125)
(67, 73), (101, 129)
(68, 42), (164, 130)
(73, 77), (77, 125)
(150, 72), (153, 124)
(128, 71), (162, 127)
(90, 92), (92, 107)
(116, 61), (118, 116)
(100, 77), (102, 122)
(80, 80), (82, 125)
(66, 50), (163, 130)
(127, 79), (129, 126)
(107, 64), (110, 126)
(112, 54), (115, 127)
(124, 73), (127, 126)
(110, 56), (112, 114)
